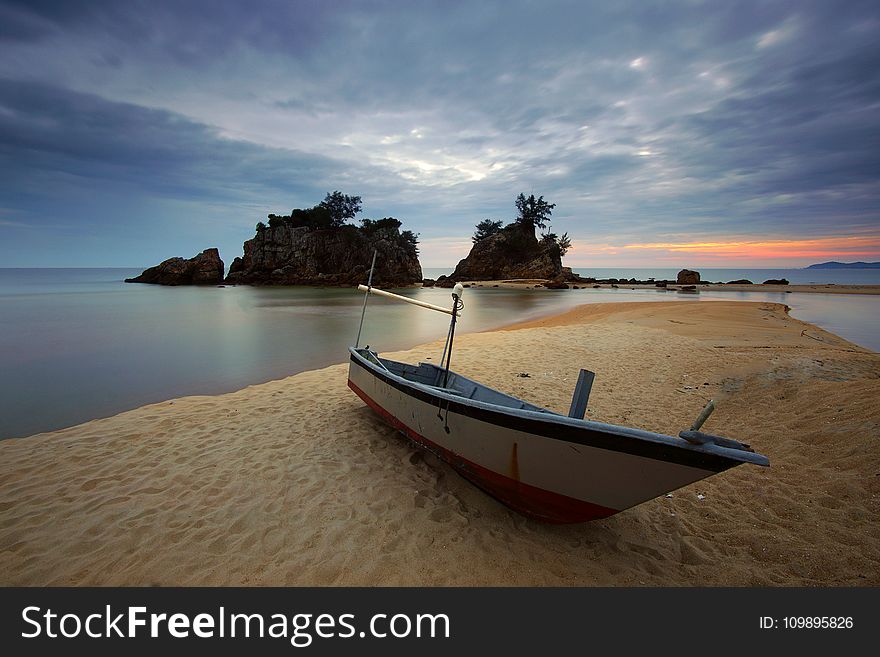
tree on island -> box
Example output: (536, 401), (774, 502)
(255, 193), (419, 259)
(515, 193), (556, 232)
(469, 194), (570, 254)
(360, 217), (402, 233)
(360, 217), (420, 255)
(401, 229), (419, 254)
(541, 231), (572, 256)
(319, 191), (363, 228)
(472, 219), (503, 243)
(263, 192), (362, 230)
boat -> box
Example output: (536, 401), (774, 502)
(348, 269), (769, 524)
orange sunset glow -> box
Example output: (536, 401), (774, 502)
(563, 234), (880, 267)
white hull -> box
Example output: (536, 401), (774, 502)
(348, 349), (763, 523)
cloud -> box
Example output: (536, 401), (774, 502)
(0, 0), (878, 266)
(0, 77), (343, 193)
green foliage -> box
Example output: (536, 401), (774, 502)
(472, 219), (503, 243)
(255, 221), (267, 232)
(360, 217), (418, 253)
(260, 194), (418, 256)
(540, 231), (572, 257)
(319, 191), (363, 228)
(288, 208), (309, 227)
(287, 206), (333, 229)
(360, 217), (402, 233)
(515, 193), (555, 231)
(401, 229), (419, 255)
(556, 232), (572, 256)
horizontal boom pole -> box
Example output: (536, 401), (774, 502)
(357, 284), (460, 316)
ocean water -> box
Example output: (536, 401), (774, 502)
(1, 268), (878, 439)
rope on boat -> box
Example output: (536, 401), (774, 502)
(439, 297), (463, 366)
(441, 286), (465, 389)
(437, 284), (465, 433)
(354, 250), (378, 348)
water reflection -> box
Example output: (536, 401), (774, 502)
(1, 269), (878, 439)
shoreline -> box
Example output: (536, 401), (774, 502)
(1, 300), (878, 585)
(459, 279), (880, 295)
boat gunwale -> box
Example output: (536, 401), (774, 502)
(349, 347), (769, 468)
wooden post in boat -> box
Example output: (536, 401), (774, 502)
(689, 399), (716, 431)
(441, 283), (465, 388)
(354, 250), (378, 348)
(568, 369), (595, 419)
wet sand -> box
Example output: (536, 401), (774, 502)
(1, 301), (878, 585)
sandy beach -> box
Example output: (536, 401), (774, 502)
(1, 300), (878, 586)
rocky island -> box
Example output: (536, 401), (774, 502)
(125, 248), (225, 286)
(126, 193), (422, 288)
(437, 194), (574, 287)
(225, 192), (422, 287)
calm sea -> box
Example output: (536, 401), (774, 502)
(2, 267), (878, 439)
(580, 267), (880, 285)
(425, 267), (880, 285)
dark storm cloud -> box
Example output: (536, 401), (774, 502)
(0, 78), (344, 205)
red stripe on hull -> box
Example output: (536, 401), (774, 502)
(348, 378), (618, 524)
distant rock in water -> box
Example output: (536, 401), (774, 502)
(762, 278), (790, 285)
(125, 248), (224, 285)
(726, 279), (753, 284)
(446, 223), (565, 282)
(677, 269), (701, 285)
(542, 278), (570, 289)
(225, 220), (422, 287)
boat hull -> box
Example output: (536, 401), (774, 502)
(348, 352), (741, 524)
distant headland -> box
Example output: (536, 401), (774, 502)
(805, 261), (880, 269)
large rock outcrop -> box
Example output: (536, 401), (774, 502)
(224, 224), (422, 286)
(446, 223), (564, 282)
(677, 269), (701, 285)
(125, 248), (224, 285)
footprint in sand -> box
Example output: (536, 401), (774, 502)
(429, 507), (452, 523)
(413, 491), (429, 508)
(678, 537), (710, 565)
(206, 535), (227, 555)
(261, 527), (284, 556)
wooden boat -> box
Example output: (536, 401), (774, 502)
(349, 276), (769, 524)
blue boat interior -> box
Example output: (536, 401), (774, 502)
(356, 347), (554, 414)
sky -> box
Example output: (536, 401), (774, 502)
(0, 0), (878, 269)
